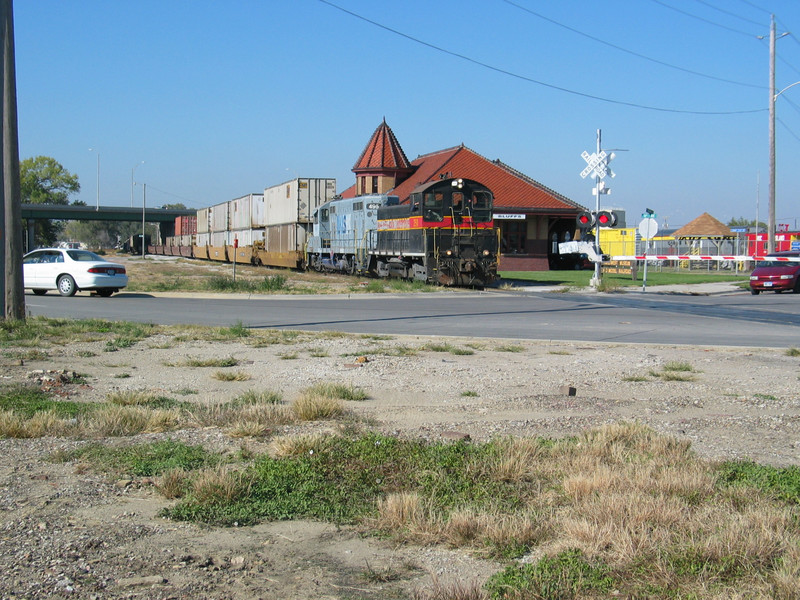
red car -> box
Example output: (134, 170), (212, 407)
(749, 251), (800, 295)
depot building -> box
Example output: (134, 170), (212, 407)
(340, 120), (586, 271)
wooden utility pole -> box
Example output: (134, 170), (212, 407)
(1, 0), (24, 320)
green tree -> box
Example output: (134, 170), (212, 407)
(728, 216), (766, 230)
(21, 156), (81, 247)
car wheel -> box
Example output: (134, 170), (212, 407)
(750, 288), (760, 295)
(32, 289), (47, 296)
(57, 275), (77, 297)
(794, 279), (800, 294)
(96, 289), (114, 297)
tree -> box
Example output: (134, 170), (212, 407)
(21, 156), (80, 246)
(728, 216), (767, 230)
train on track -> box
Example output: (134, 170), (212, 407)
(148, 177), (499, 288)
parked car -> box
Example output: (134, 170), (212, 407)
(749, 251), (800, 295)
(22, 248), (128, 297)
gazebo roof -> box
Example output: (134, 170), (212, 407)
(672, 213), (733, 238)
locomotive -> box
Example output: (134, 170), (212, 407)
(306, 178), (498, 287)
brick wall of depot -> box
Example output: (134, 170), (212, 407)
(498, 254), (550, 271)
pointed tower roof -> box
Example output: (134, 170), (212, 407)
(352, 119), (413, 174)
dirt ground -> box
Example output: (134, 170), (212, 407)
(1, 330), (799, 599)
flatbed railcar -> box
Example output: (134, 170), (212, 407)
(150, 177), (499, 288)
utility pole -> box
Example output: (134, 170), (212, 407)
(768, 14), (776, 254)
(1, 0), (24, 321)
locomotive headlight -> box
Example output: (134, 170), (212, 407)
(445, 250), (453, 256)
(482, 249), (490, 256)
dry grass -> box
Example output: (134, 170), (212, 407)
(190, 466), (251, 504)
(0, 409), (79, 438)
(292, 393), (344, 421)
(154, 468), (189, 499)
(212, 370), (252, 382)
(413, 577), (488, 600)
(482, 437), (549, 483)
(369, 422), (800, 598)
(191, 400), (294, 429)
(88, 405), (183, 436)
(376, 492), (428, 533)
(106, 390), (158, 405)
(269, 432), (336, 458)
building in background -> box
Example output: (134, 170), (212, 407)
(340, 120), (586, 271)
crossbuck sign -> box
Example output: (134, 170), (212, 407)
(580, 150), (611, 179)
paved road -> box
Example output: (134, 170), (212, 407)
(22, 285), (800, 348)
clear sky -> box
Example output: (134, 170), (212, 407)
(14, 0), (800, 229)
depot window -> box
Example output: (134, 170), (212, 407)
(501, 221), (526, 254)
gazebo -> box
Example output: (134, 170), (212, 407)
(671, 212), (735, 270)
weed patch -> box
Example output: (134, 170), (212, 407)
(0, 384), (90, 419)
(485, 549), (614, 598)
(53, 440), (221, 478)
(183, 357), (239, 368)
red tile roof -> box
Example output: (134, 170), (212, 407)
(352, 119), (413, 173)
(343, 144), (582, 214)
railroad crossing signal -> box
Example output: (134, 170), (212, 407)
(580, 150), (616, 180)
(576, 210), (619, 229)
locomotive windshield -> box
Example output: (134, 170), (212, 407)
(422, 191), (444, 222)
(470, 190), (492, 223)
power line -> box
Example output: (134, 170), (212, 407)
(648, 0), (758, 37)
(317, 0), (765, 116)
(777, 117), (800, 144)
(734, 0), (772, 16)
(690, 0), (763, 27)
(502, 0), (763, 89)
(144, 184), (205, 208)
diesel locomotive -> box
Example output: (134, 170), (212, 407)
(306, 177), (498, 287)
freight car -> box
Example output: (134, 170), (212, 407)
(306, 178), (498, 287)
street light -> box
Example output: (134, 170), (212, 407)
(131, 161), (145, 208)
(88, 148), (99, 210)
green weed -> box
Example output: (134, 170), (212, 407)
(486, 549), (614, 599)
(183, 357), (239, 368)
(53, 440), (221, 478)
(0, 384), (91, 419)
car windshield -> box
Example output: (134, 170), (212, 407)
(756, 258), (799, 268)
(66, 250), (104, 262)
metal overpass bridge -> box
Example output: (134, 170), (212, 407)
(21, 203), (195, 222)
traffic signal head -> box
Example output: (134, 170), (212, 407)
(576, 211), (595, 229)
(596, 210), (617, 227)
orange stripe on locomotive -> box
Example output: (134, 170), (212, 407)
(377, 215), (495, 231)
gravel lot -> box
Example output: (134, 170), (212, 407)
(1, 330), (799, 599)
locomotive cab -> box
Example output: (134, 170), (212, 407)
(410, 180), (493, 225)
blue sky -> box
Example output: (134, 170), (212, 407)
(14, 0), (800, 229)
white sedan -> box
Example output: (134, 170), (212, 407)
(23, 248), (128, 297)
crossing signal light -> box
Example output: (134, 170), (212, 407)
(576, 210), (622, 229)
(596, 210), (617, 227)
(576, 211), (595, 228)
